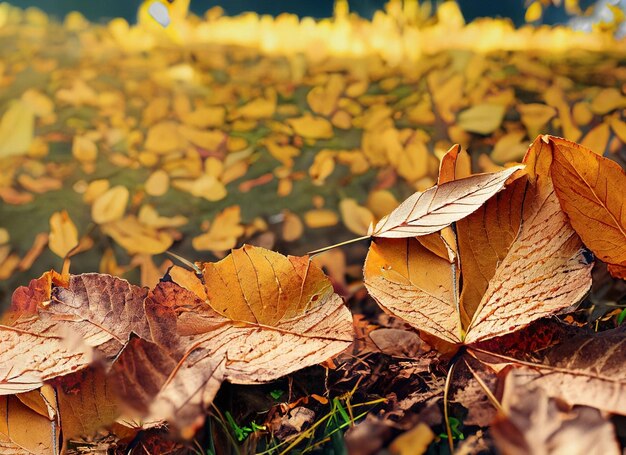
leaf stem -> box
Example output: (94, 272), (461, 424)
(443, 357), (459, 453)
(307, 236), (370, 257)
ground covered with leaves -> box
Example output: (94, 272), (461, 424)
(1, 2), (626, 454)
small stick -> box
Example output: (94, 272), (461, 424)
(307, 235), (370, 257)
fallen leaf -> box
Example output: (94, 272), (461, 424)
(101, 216), (173, 254)
(365, 137), (592, 347)
(282, 210), (304, 242)
(549, 136), (626, 268)
(0, 100), (34, 158)
(339, 199), (374, 236)
(91, 185), (129, 225)
(580, 122), (609, 155)
(457, 104), (505, 135)
(287, 114), (334, 139)
(389, 422), (434, 455)
(590, 87), (626, 115)
(145, 169), (170, 197)
(369, 165), (523, 238)
(492, 369), (620, 455)
(304, 209), (339, 229)
(113, 246), (352, 432)
(192, 206), (244, 252)
(72, 135), (98, 163)
(49, 210), (79, 258)
(517, 104), (556, 139)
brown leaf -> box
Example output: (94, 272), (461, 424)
(370, 165), (523, 238)
(0, 386), (59, 455)
(499, 326), (626, 415)
(492, 372), (620, 455)
(549, 136), (626, 268)
(113, 246), (352, 433)
(365, 137), (592, 347)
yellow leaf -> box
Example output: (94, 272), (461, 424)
(304, 209), (339, 228)
(339, 199), (374, 236)
(138, 205), (188, 228)
(590, 88), (626, 115)
(0, 228), (8, 245)
(581, 123), (610, 155)
(309, 150), (336, 185)
(173, 174), (227, 201)
(367, 190), (399, 220)
(181, 106), (225, 128)
(282, 210), (304, 242)
(397, 140), (429, 182)
(192, 206), (244, 252)
(0, 100), (34, 158)
(525, 1), (543, 22)
(72, 135), (98, 163)
(517, 103), (556, 139)
(91, 185), (129, 224)
(21, 89), (54, 117)
(458, 103), (505, 135)
(287, 114), (334, 139)
(178, 125), (225, 151)
(491, 131), (528, 164)
(49, 210), (79, 258)
(144, 169), (170, 196)
(145, 121), (185, 154)
(83, 179), (110, 204)
(572, 102), (593, 126)
(609, 117), (626, 144)
(101, 215), (173, 254)
(390, 423), (435, 455)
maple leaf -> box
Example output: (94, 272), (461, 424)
(364, 137), (593, 348)
(111, 245), (352, 434)
(549, 136), (626, 276)
(369, 165), (523, 238)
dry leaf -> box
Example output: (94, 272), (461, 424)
(0, 100), (34, 158)
(365, 137), (592, 347)
(192, 206), (244, 252)
(287, 114), (334, 139)
(457, 104), (505, 135)
(101, 216), (173, 254)
(304, 209), (339, 228)
(492, 377), (620, 455)
(91, 185), (129, 225)
(72, 135), (98, 163)
(339, 199), (374, 236)
(549, 136), (626, 268)
(145, 169), (170, 196)
(49, 210), (78, 258)
(113, 246), (352, 432)
(389, 422), (434, 455)
(370, 165), (523, 238)
(282, 210), (304, 242)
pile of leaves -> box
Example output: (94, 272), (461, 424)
(1, 135), (625, 454)
(3, 2), (626, 306)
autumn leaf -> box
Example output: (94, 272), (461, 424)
(112, 245), (352, 432)
(492, 378), (620, 455)
(48, 210), (79, 258)
(549, 136), (626, 271)
(487, 325), (626, 416)
(369, 165), (523, 238)
(364, 137), (592, 347)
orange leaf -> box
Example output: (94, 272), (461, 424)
(549, 136), (626, 267)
